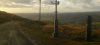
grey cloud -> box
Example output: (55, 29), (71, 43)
(0, 0), (33, 4)
(12, 0), (32, 4)
(0, 0), (100, 9)
(42, 0), (60, 5)
(0, 0), (35, 7)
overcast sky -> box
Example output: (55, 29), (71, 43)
(0, 0), (100, 13)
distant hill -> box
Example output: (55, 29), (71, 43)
(58, 11), (100, 23)
(15, 11), (100, 24)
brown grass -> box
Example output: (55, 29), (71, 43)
(17, 22), (100, 45)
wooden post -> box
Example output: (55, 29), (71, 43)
(86, 15), (92, 41)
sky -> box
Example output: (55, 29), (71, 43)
(0, 0), (100, 13)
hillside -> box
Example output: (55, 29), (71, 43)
(0, 11), (46, 45)
(15, 12), (100, 45)
(0, 11), (100, 45)
(0, 11), (45, 27)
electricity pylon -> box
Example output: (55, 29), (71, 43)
(52, 0), (60, 38)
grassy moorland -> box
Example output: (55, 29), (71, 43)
(18, 21), (100, 45)
(0, 11), (100, 45)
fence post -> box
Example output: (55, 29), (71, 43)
(86, 15), (92, 41)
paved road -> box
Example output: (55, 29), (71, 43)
(0, 22), (37, 45)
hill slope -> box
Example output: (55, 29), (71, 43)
(0, 11), (45, 27)
(0, 11), (100, 45)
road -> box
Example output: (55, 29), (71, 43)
(0, 22), (37, 45)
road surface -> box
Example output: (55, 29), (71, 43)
(0, 22), (37, 45)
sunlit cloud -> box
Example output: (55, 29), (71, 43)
(0, 0), (100, 13)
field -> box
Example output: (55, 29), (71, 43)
(15, 12), (100, 45)
(20, 21), (100, 45)
(0, 11), (100, 45)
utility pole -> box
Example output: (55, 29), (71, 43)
(39, 0), (41, 22)
(52, 0), (59, 38)
(86, 15), (92, 41)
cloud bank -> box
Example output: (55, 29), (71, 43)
(0, 0), (99, 8)
(0, 0), (100, 13)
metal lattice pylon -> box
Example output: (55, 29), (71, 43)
(52, 0), (60, 38)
